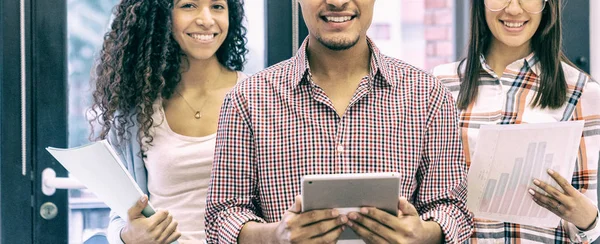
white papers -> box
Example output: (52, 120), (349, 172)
(46, 140), (156, 222)
(467, 121), (584, 228)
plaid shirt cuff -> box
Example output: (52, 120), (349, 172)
(215, 211), (266, 243)
(421, 209), (463, 244)
(565, 208), (600, 243)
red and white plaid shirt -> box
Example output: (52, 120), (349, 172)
(206, 38), (473, 243)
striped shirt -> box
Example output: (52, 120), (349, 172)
(433, 54), (600, 244)
(205, 38), (473, 243)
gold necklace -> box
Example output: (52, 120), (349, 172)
(175, 89), (208, 119)
(175, 69), (223, 119)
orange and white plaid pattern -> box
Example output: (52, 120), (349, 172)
(434, 54), (600, 243)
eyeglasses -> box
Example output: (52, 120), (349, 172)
(484, 0), (548, 14)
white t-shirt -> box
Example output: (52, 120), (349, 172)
(144, 72), (246, 243)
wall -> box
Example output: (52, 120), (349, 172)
(424, 0), (455, 69)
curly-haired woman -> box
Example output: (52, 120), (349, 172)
(89, 0), (248, 243)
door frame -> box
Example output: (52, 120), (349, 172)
(0, 0), (69, 243)
(562, 0), (590, 73)
(265, 0), (308, 66)
(0, 0), (35, 241)
(31, 0), (69, 242)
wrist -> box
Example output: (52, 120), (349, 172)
(577, 211), (599, 231)
(267, 222), (279, 243)
(119, 226), (130, 244)
(422, 220), (443, 244)
(239, 221), (278, 244)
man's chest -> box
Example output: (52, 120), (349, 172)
(250, 110), (425, 221)
(251, 101), (426, 177)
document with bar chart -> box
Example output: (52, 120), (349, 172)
(467, 121), (585, 228)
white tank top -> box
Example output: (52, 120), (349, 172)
(144, 72), (246, 243)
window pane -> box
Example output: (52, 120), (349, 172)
(368, 0), (455, 71)
(67, 1), (118, 243)
(243, 2), (266, 75)
(67, 0), (118, 149)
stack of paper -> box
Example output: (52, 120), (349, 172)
(47, 140), (180, 243)
(467, 121), (584, 228)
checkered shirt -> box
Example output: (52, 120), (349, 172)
(205, 37), (473, 243)
(433, 54), (600, 244)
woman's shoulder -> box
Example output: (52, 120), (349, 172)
(560, 62), (591, 83)
(560, 62), (599, 93)
(431, 61), (464, 94)
(560, 62), (600, 112)
(580, 77), (600, 106)
(431, 61), (463, 80)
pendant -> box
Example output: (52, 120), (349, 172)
(194, 111), (201, 119)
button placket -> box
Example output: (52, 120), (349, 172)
(334, 118), (348, 174)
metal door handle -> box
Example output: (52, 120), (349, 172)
(42, 168), (86, 196)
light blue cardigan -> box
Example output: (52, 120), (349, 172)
(106, 118), (148, 244)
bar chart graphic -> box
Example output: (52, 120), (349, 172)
(467, 121), (584, 228)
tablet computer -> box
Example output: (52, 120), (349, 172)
(301, 172), (400, 240)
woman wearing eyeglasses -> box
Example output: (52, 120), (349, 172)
(433, 0), (600, 243)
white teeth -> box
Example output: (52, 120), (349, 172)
(190, 34), (215, 41)
(325, 16), (352, 23)
(503, 21), (525, 28)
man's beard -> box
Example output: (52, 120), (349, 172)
(315, 35), (360, 51)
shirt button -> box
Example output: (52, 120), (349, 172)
(336, 145), (345, 153)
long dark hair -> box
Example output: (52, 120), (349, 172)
(89, 0), (247, 151)
(457, 0), (568, 110)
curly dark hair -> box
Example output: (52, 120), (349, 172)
(89, 0), (247, 153)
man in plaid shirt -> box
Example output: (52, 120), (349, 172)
(205, 0), (473, 243)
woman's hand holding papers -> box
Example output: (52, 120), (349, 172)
(529, 169), (598, 230)
(120, 195), (181, 244)
(346, 197), (443, 244)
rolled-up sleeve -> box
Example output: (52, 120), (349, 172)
(107, 210), (126, 244)
(416, 82), (474, 243)
(205, 91), (265, 244)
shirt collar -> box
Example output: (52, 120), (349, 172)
(524, 53), (540, 75)
(291, 36), (395, 88)
(479, 52), (540, 77)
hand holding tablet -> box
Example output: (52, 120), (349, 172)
(299, 173), (444, 243)
(301, 173), (401, 240)
(271, 195), (347, 243)
(345, 196), (443, 244)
